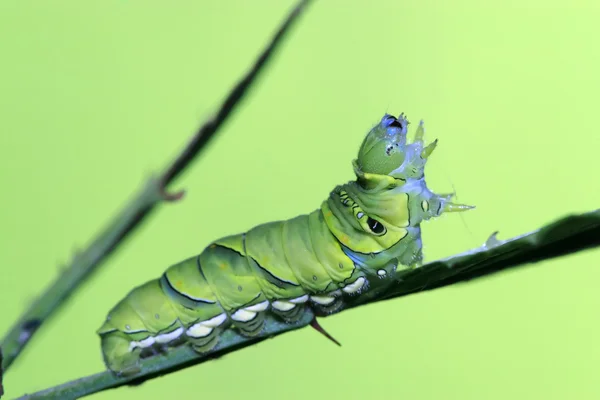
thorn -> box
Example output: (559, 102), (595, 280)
(421, 139), (438, 159)
(159, 185), (186, 202)
(485, 231), (502, 248)
(310, 318), (341, 347)
(442, 201), (475, 213)
(414, 119), (425, 142)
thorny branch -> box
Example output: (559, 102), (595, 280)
(0, 0), (312, 373)
(15, 208), (600, 400)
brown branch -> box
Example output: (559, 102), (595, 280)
(0, 0), (312, 373)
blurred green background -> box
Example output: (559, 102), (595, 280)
(1, 1), (599, 399)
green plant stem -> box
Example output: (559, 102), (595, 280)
(16, 312), (315, 400)
(0, 0), (312, 373)
(0, 348), (4, 398)
(15, 208), (600, 400)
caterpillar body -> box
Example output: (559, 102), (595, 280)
(98, 113), (473, 375)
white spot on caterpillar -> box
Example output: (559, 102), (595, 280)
(231, 309), (257, 322)
(244, 300), (269, 312)
(128, 336), (155, 352)
(139, 337), (154, 347)
(155, 327), (184, 344)
(357, 212), (364, 219)
(272, 300), (295, 311)
(184, 313), (228, 339)
(377, 269), (387, 277)
(289, 294), (309, 304)
(186, 323), (213, 338)
(342, 277), (366, 294)
(202, 313), (227, 328)
(310, 295), (336, 305)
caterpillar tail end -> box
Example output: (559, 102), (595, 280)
(100, 333), (142, 377)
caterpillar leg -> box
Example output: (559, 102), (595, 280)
(310, 290), (344, 315)
(233, 313), (265, 336)
(394, 253), (423, 279)
(100, 332), (142, 376)
(265, 294), (306, 322)
(229, 300), (270, 336)
(189, 334), (219, 354)
(185, 313), (229, 353)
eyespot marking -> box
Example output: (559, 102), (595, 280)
(382, 114), (404, 130)
(367, 217), (386, 235)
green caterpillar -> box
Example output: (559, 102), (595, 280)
(97, 113), (473, 375)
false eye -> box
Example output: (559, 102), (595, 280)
(383, 115), (403, 129)
(383, 115), (397, 127)
(367, 217), (386, 235)
(388, 119), (403, 129)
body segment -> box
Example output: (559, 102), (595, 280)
(98, 113), (473, 374)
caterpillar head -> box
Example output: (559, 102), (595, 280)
(356, 113), (432, 180)
(353, 112), (474, 220)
